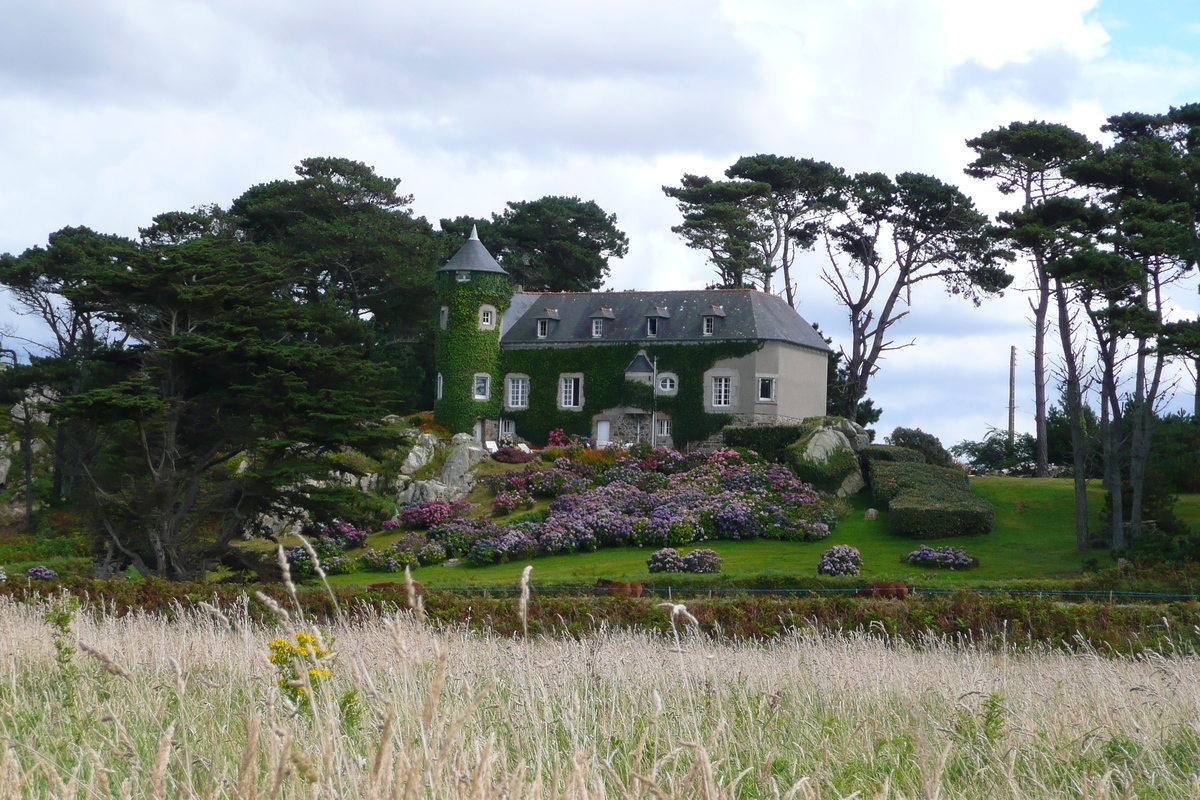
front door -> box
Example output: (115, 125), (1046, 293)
(596, 420), (611, 446)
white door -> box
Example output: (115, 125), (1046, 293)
(596, 420), (611, 446)
(473, 420), (483, 442)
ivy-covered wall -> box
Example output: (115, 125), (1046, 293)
(433, 271), (512, 434)
(499, 340), (760, 447)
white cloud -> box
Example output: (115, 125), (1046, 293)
(1, 0), (1197, 446)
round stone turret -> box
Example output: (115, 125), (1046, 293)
(433, 227), (513, 434)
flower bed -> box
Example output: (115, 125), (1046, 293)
(322, 446), (839, 575)
(466, 447), (837, 565)
(901, 545), (979, 570)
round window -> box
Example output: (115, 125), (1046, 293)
(658, 376), (676, 392)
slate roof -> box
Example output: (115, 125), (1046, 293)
(500, 290), (832, 352)
(438, 226), (508, 274)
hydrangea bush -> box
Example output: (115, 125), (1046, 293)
(901, 544), (978, 570)
(27, 566), (57, 580)
(493, 446), (537, 464)
(682, 548), (723, 574)
(400, 500), (470, 529)
(817, 545), (862, 577)
(646, 547), (686, 573)
(492, 490), (536, 516)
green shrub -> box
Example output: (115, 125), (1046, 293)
(784, 439), (859, 494)
(870, 462), (969, 509)
(722, 425), (810, 463)
(861, 445), (925, 464)
(885, 427), (955, 468)
(888, 489), (995, 538)
(860, 445), (924, 486)
(870, 461), (991, 538)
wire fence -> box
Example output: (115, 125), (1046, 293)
(414, 584), (1200, 602)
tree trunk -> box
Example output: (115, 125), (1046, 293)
(19, 404), (34, 531)
(1055, 280), (1089, 551)
(1100, 354), (1125, 551)
(1031, 258), (1050, 477)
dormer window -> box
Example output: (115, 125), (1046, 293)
(702, 304), (725, 336)
(537, 319), (549, 338)
(456, 271), (471, 282)
(588, 306), (614, 338)
(644, 306), (670, 338)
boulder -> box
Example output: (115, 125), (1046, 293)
(785, 418), (866, 496)
(395, 479), (462, 505)
(401, 444), (431, 475)
(440, 439), (488, 490)
(416, 433), (440, 450)
(805, 428), (854, 462)
(0, 456), (9, 487)
(836, 418), (872, 452)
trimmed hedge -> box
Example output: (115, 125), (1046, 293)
(860, 445), (925, 485)
(722, 425), (810, 463)
(889, 490), (994, 538)
(870, 461), (992, 538)
(870, 462), (969, 509)
(860, 444), (925, 464)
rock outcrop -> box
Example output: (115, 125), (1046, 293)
(785, 417), (872, 497)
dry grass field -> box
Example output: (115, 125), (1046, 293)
(2, 589), (1200, 799)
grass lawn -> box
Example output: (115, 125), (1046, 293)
(318, 476), (1191, 590)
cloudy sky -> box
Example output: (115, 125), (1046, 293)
(1, 0), (1198, 447)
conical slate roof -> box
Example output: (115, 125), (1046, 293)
(438, 225), (508, 274)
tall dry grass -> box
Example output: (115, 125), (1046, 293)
(1, 592), (1199, 798)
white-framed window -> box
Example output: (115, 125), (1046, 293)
(712, 376), (731, 407)
(436, 372), (443, 400)
(560, 376), (581, 408)
(473, 373), (491, 400)
(703, 316), (714, 336)
(439, 306), (449, 329)
(656, 418), (672, 437)
(500, 419), (515, 437)
(506, 375), (529, 409)
(592, 318), (603, 338)
(456, 271), (470, 282)
(481, 309), (492, 326)
(537, 319), (549, 338)
(658, 375), (676, 393)
(758, 377), (776, 402)
(646, 318), (658, 337)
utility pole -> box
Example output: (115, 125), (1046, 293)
(1008, 345), (1017, 450)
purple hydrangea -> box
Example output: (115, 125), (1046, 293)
(682, 548), (722, 574)
(817, 545), (862, 577)
(492, 490), (536, 517)
(901, 545), (977, 570)
(399, 500), (470, 529)
(647, 547), (686, 573)
(26, 566), (58, 580)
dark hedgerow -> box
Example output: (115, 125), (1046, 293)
(722, 425), (811, 464)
